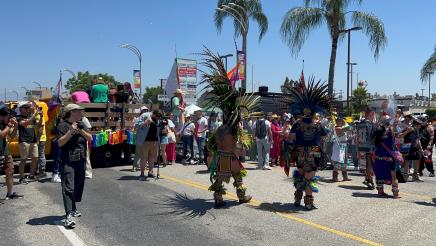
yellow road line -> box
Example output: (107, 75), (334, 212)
(160, 174), (383, 246)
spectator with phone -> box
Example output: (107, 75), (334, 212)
(56, 104), (92, 228)
(0, 104), (23, 201)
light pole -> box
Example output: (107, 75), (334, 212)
(217, 3), (248, 91)
(219, 54), (233, 71)
(340, 26), (362, 108)
(21, 86), (29, 97)
(120, 44), (142, 96)
(32, 81), (42, 99)
(349, 63), (357, 96)
(63, 69), (76, 80)
(426, 71), (433, 105)
(10, 90), (19, 101)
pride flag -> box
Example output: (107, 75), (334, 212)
(227, 63), (240, 88)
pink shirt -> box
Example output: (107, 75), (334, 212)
(72, 91), (90, 103)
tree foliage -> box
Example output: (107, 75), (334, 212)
(420, 45), (436, 83)
(351, 86), (370, 114)
(280, 0), (387, 96)
(214, 0), (268, 40)
(65, 71), (120, 93)
(142, 86), (164, 104)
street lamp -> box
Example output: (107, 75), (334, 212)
(219, 54), (234, 71)
(10, 90), (19, 101)
(349, 63), (357, 96)
(426, 71), (433, 105)
(339, 26), (362, 108)
(20, 86), (29, 97)
(63, 69), (76, 80)
(120, 43), (142, 96)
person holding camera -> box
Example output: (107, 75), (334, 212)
(56, 104), (92, 229)
(0, 104), (23, 201)
(136, 110), (161, 180)
(16, 101), (41, 183)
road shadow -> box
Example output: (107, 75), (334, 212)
(318, 177), (335, 184)
(118, 175), (148, 181)
(347, 172), (365, 177)
(195, 170), (209, 175)
(352, 192), (392, 199)
(338, 185), (370, 191)
(414, 198), (436, 207)
(26, 215), (64, 226)
(253, 202), (303, 214)
(154, 193), (219, 220)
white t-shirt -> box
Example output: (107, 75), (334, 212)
(167, 119), (175, 129)
(252, 119), (271, 141)
(197, 117), (208, 138)
(181, 122), (195, 136)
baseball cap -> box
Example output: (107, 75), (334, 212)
(64, 104), (84, 112)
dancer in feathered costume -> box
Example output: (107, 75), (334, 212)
(200, 48), (261, 208)
(282, 78), (332, 210)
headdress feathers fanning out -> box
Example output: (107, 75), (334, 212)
(282, 77), (332, 117)
(199, 47), (260, 133)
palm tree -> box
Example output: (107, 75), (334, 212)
(280, 0), (387, 96)
(420, 45), (436, 104)
(214, 0), (268, 91)
(420, 45), (436, 82)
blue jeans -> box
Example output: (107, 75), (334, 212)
(256, 138), (270, 168)
(37, 141), (46, 173)
(182, 135), (194, 160)
(197, 137), (206, 161)
(53, 141), (61, 175)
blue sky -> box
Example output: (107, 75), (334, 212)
(1, 0), (435, 101)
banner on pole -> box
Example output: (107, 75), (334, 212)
(133, 70), (141, 89)
(237, 51), (245, 81)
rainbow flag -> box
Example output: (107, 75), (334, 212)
(227, 63), (240, 88)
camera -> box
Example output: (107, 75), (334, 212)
(77, 121), (85, 130)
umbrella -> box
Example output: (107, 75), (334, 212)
(185, 104), (202, 115)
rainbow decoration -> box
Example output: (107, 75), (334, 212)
(91, 130), (136, 147)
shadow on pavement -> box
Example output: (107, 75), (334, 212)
(414, 198), (436, 207)
(118, 175), (144, 181)
(253, 202), (303, 214)
(338, 185), (370, 191)
(154, 193), (219, 220)
(26, 215), (64, 226)
(195, 170), (209, 175)
(348, 172), (365, 177)
(352, 192), (392, 199)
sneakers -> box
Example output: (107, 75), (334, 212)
(263, 166), (272, 170)
(412, 175), (424, 182)
(5, 192), (24, 200)
(64, 213), (76, 229)
(19, 177), (29, 185)
(71, 210), (82, 217)
(148, 173), (155, 178)
(52, 174), (62, 183)
(430, 173), (435, 177)
(37, 172), (48, 179)
(27, 175), (37, 182)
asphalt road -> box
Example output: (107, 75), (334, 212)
(1, 160), (436, 246)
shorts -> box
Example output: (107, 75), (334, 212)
(140, 141), (159, 163)
(19, 142), (38, 159)
(0, 155), (14, 177)
(160, 136), (169, 145)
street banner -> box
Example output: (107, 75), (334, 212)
(237, 51), (245, 81)
(157, 94), (170, 102)
(133, 70), (141, 89)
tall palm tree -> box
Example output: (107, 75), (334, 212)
(214, 0), (268, 91)
(280, 0), (387, 96)
(420, 45), (436, 82)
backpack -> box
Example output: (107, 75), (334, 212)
(255, 119), (267, 139)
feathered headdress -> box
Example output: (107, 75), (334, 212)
(199, 47), (260, 133)
(282, 76), (332, 117)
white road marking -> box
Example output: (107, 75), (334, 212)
(56, 221), (87, 246)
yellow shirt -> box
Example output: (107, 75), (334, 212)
(35, 114), (47, 142)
